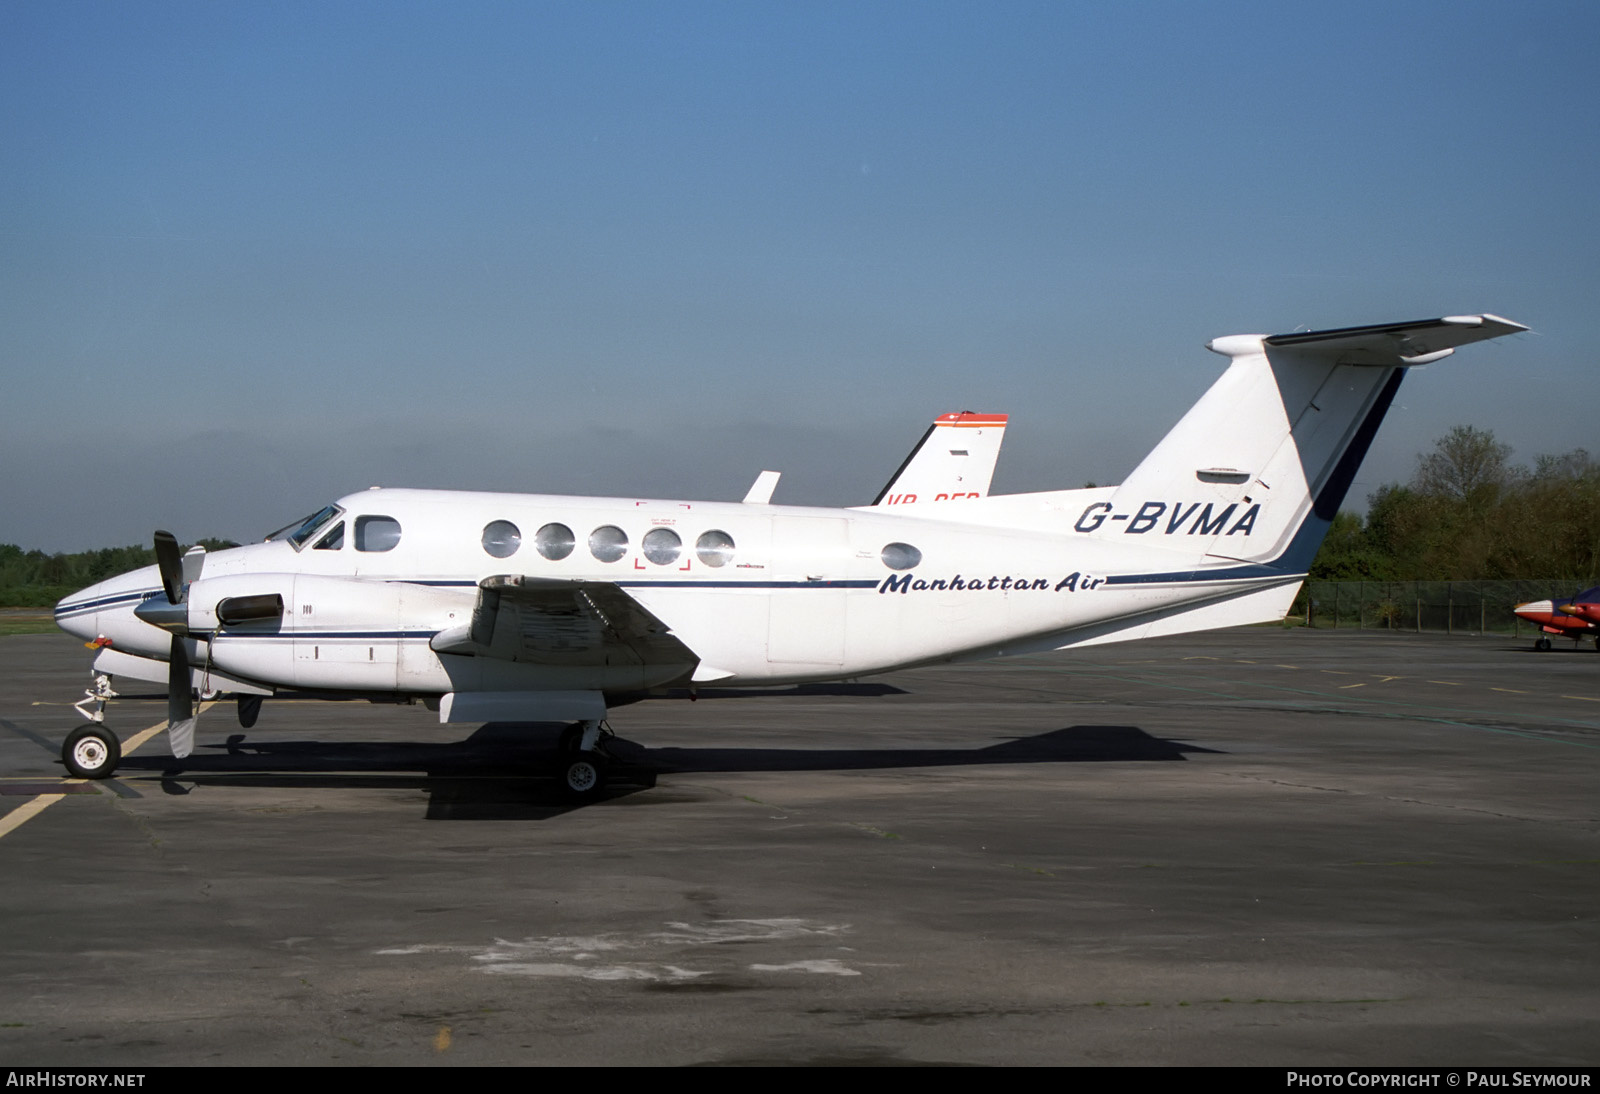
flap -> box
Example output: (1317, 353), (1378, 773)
(431, 575), (700, 671)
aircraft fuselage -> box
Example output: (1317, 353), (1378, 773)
(55, 486), (1287, 699)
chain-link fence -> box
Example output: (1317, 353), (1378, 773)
(1291, 580), (1596, 636)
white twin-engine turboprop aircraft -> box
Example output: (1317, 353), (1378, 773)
(54, 315), (1524, 796)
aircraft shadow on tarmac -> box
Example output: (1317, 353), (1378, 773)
(106, 721), (1219, 821)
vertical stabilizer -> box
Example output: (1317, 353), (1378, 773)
(1075, 315), (1526, 572)
(872, 412), (1008, 507)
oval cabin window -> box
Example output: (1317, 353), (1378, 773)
(642, 528), (682, 566)
(482, 520), (521, 559)
(696, 530), (735, 567)
(881, 542), (921, 570)
(535, 523), (576, 561)
(589, 525), (628, 563)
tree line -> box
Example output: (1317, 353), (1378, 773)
(1311, 427), (1599, 584)
(0, 539), (234, 608)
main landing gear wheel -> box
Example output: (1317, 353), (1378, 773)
(63, 726), (121, 780)
(1536, 637), (1553, 651)
(560, 753), (608, 800)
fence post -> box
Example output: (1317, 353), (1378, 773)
(1417, 599), (1422, 633)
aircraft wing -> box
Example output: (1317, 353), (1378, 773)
(1260, 314), (1528, 365)
(430, 575), (699, 670)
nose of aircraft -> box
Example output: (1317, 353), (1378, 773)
(53, 565), (165, 649)
(54, 585), (108, 642)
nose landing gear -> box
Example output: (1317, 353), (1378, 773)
(72, 672), (118, 724)
(65, 672), (123, 779)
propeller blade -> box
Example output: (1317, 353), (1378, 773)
(167, 635), (196, 760)
(154, 531), (184, 605)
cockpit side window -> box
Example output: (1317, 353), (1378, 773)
(355, 516), (402, 552)
(269, 505), (345, 550)
(314, 522), (345, 550)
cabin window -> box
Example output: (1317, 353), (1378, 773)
(355, 516), (402, 552)
(588, 525), (628, 563)
(642, 528), (682, 566)
(881, 542), (921, 570)
(314, 522), (345, 551)
(482, 520), (521, 559)
(535, 523), (576, 561)
(696, 530), (735, 567)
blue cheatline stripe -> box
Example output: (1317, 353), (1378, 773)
(1106, 566), (1298, 587)
(53, 588), (160, 618)
(618, 579), (879, 589)
(400, 578), (880, 590)
(212, 631), (426, 641)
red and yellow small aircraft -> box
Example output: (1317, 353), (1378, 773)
(1514, 587), (1600, 651)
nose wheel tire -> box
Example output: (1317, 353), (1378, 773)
(561, 753), (608, 800)
(1536, 637), (1553, 651)
(63, 726), (121, 780)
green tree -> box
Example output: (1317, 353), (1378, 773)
(1315, 429), (1600, 583)
(1414, 425), (1515, 519)
(1308, 511), (1396, 580)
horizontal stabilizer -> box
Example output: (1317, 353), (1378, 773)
(1229, 314), (1528, 366)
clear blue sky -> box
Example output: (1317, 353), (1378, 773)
(2, 1), (1593, 551)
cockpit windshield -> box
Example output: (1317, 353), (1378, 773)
(265, 505), (345, 550)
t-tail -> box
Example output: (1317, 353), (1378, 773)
(1074, 315), (1528, 575)
(870, 411), (1008, 507)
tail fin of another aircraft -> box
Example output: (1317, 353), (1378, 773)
(871, 412), (1008, 507)
(1077, 315), (1527, 572)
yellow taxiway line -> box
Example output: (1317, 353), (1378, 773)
(0, 704), (214, 841)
